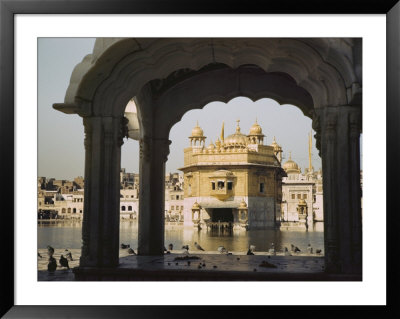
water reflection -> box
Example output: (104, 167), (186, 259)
(38, 220), (324, 253)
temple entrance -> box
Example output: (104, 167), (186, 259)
(211, 208), (233, 222)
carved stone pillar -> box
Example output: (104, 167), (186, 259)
(349, 111), (362, 274)
(316, 106), (362, 274)
(138, 136), (171, 255)
(80, 116), (127, 267)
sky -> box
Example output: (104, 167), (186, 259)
(38, 38), (361, 180)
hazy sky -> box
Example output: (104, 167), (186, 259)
(39, 38), (361, 180)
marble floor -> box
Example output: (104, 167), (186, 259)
(36, 248), (348, 281)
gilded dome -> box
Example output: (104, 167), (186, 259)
(192, 201), (200, 210)
(207, 140), (215, 150)
(270, 136), (282, 151)
(298, 199), (307, 206)
(249, 119), (263, 135)
(283, 152), (301, 173)
(224, 120), (248, 148)
(239, 199), (247, 208)
(191, 121), (204, 137)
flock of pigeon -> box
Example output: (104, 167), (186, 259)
(122, 242), (320, 256)
(38, 245), (73, 272)
(42, 242), (322, 272)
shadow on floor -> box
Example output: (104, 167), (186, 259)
(38, 253), (362, 281)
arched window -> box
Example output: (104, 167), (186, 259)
(121, 206), (126, 211)
(73, 208), (76, 213)
(67, 208), (71, 213)
(128, 206), (132, 211)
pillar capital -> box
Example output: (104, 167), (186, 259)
(139, 136), (171, 163)
(153, 138), (172, 163)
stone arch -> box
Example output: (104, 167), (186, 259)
(53, 37), (362, 275)
(55, 38), (359, 118)
(149, 65), (314, 139)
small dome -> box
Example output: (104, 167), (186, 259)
(249, 119), (263, 135)
(298, 199), (307, 206)
(207, 140), (215, 150)
(192, 201), (200, 210)
(239, 199), (247, 208)
(270, 136), (282, 151)
(224, 120), (248, 148)
(191, 121), (204, 137)
(283, 152), (301, 174)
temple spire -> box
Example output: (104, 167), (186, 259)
(236, 119), (241, 132)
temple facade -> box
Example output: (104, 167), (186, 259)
(179, 120), (286, 230)
(280, 132), (324, 230)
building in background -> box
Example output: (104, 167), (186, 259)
(38, 131), (331, 227)
(179, 120), (286, 230)
(280, 132), (324, 230)
(37, 177), (84, 220)
(164, 173), (184, 223)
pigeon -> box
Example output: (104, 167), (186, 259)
(307, 244), (313, 254)
(194, 242), (205, 251)
(47, 256), (57, 272)
(120, 243), (130, 249)
(65, 251), (73, 261)
(294, 246), (301, 253)
(217, 246), (227, 254)
(38, 252), (43, 258)
(128, 248), (136, 255)
(47, 245), (55, 257)
(182, 245), (189, 251)
(284, 247), (291, 256)
(168, 243), (173, 251)
(290, 244), (295, 252)
(164, 246), (168, 252)
(269, 243), (276, 255)
(59, 255), (70, 269)
(247, 245), (255, 255)
(316, 249), (322, 254)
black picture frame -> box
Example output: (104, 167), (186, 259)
(1, 0), (398, 317)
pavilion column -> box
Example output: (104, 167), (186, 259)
(315, 106), (362, 274)
(138, 136), (171, 255)
(80, 116), (128, 267)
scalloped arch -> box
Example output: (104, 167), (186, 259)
(58, 38), (360, 117)
(149, 66), (315, 138)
